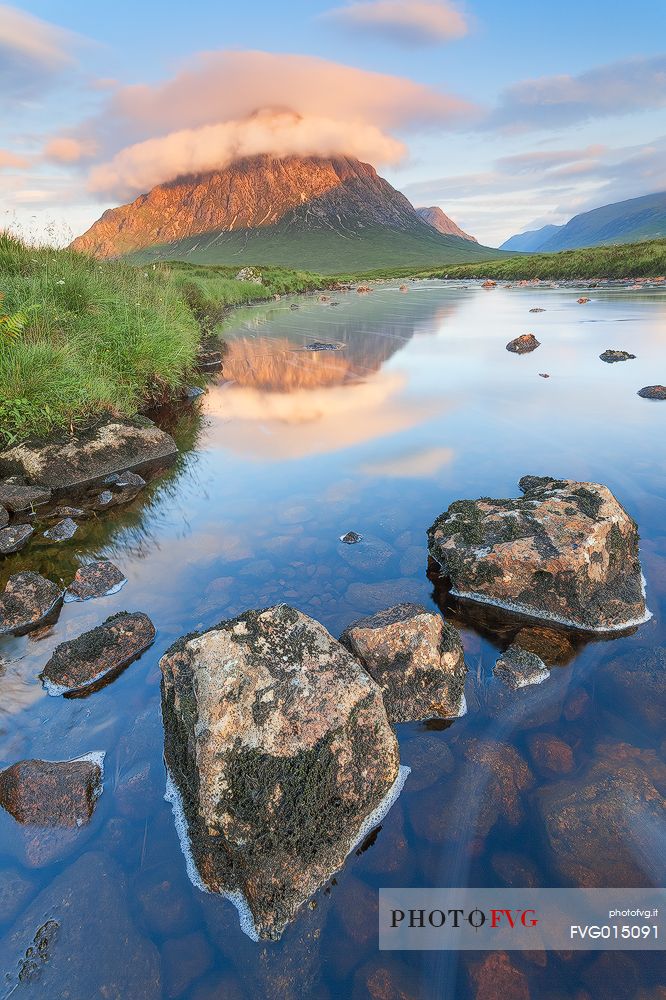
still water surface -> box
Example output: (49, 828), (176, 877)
(1, 281), (665, 998)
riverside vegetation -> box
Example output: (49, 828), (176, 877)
(2, 232), (665, 446)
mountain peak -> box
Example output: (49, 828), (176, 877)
(416, 206), (477, 243)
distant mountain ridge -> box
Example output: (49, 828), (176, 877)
(71, 154), (501, 273)
(501, 191), (666, 253)
(416, 206), (477, 243)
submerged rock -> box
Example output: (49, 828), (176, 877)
(40, 611), (156, 695)
(160, 604), (402, 940)
(469, 952), (530, 1000)
(0, 479), (51, 512)
(511, 625), (575, 665)
(43, 516), (78, 542)
(600, 349), (636, 363)
(595, 646), (666, 732)
(506, 333), (540, 354)
(427, 477), (647, 631)
(0, 522), (33, 555)
(536, 744), (665, 887)
(0, 572), (63, 635)
(340, 603), (467, 722)
(493, 644), (550, 689)
(638, 385), (666, 400)
(0, 754), (104, 827)
(0, 417), (177, 490)
(338, 534), (395, 572)
(65, 560), (127, 602)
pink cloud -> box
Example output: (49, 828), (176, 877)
(322, 1), (469, 45)
(83, 50), (478, 199)
(0, 148), (28, 170)
(44, 136), (97, 163)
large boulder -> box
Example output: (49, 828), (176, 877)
(0, 754), (104, 827)
(0, 417), (177, 491)
(160, 604), (403, 940)
(0, 572), (63, 635)
(427, 477), (647, 631)
(40, 611), (155, 695)
(340, 603), (467, 722)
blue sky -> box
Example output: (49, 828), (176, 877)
(1, 0), (665, 245)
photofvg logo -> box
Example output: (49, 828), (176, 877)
(379, 889), (665, 951)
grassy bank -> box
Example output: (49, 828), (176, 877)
(432, 238), (666, 281)
(0, 236), (324, 446)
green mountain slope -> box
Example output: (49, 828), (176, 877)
(128, 222), (502, 274)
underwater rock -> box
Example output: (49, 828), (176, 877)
(526, 733), (575, 777)
(65, 560), (127, 602)
(535, 743), (665, 887)
(337, 534), (395, 572)
(0, 754), (103, 827)
(0, 522), (33, 555)
(43, 516), (78, 542)
(0, 478), (51, 512)
(511, 626), (575, 665)
(595, 645), (666, 732)
(468, 951), (530, 1000)
(506, 333), (540, 354)
(340, 603), (467, 722)
(600, 349), (636, 363)
(0, 417), (177, 490)
(427, 477), (647, 631)
(160, 604), (403, 940)
(0, 572), (63, 635)
(638, 385), (666, 399)
(40, 611), (155, 695)
(493, 644), (550, 690)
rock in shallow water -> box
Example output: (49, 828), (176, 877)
(65, 560), (127, 602)
(0, 417), (177, 490)
(638, 385), (666, 399)
(0, 754), (104, 827)
(40, 611), (155, 695)
(160, 604), (403, 940)
(493, 644), (550, 690)
(427, 476), (647, 631)
(43, 516), (78, 542)
(0, 571), (63, 635)
(600, 349), (636, 363)
(506, 333), (540, 354)
(340, 603), (467, 722)
(0, 522), (33, 555)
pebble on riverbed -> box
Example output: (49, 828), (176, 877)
(0, 572), (63, 635)
(40, 611), (156, 695)
(65, 560), (127, 602)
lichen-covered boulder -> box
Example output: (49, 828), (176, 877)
(40, 611), (155, 695)
(160, 604), (402, 940)
(0, 754), (104, 827)
(65, 560), (127, 602)
(427, 477), (647, 631)
(0, 572), (63, 635)
(0, 417), (177, 490)
(340, 603), (466, 722)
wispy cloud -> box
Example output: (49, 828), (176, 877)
(487, 54), (666, 131)
(0, 3), (80, 101)
(321, 0), (470, 46)
(75, 50), (478, 199)
(0, 148), (28, 169)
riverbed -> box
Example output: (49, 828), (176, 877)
(1, 281), (665, 998)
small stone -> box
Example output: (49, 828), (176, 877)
(65, 560), (127, 602)
(600, 349), (636, 363)
(40, 611), (156, 695)
(638, 385), (666, 399)
(481, 280), (497, 288)
(340, 530), (362, 544)
(0, 572), (63, 635)
(494, 644), (550, 689)
(506, 333), (540, 354)
(0, 480), (51, 512)
(0, 755), (104, 827)
(538, 372), (550, 378)
(0, 522), (33, 554)
(529, 307), (545, 312)
(577, 297), (590, 304)
(340, 603), (467, 722)
(43, 517), (78, 542)
(526, 733), (575, 776)
(93, 489), (115, 509)
(305, 341), (343, 352)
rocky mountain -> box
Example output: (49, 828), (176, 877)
(71, 155), (501, 273)
(416, 206), (477, 242)
(501, 191), (666, 253)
